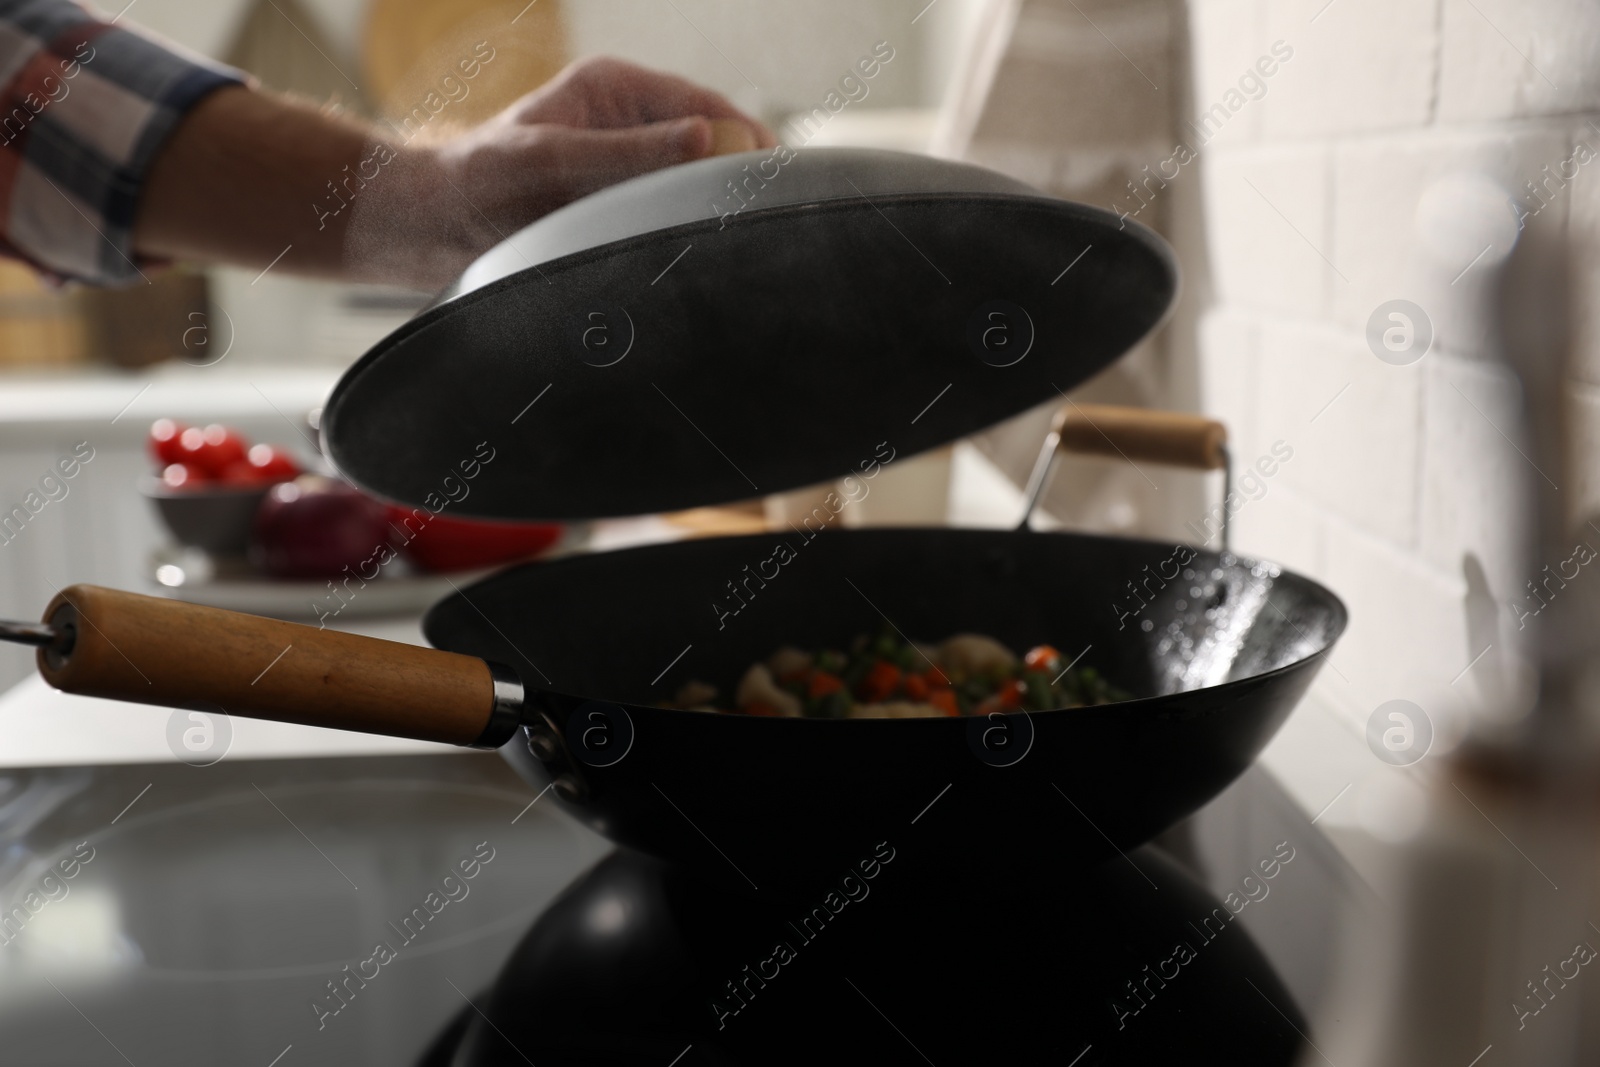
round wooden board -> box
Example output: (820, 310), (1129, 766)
(361, 0), (568, 128)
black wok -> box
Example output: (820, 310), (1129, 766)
(434, 526), (1344, 895)
(11, 525), (1342, 900)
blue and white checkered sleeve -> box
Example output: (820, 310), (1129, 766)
(0, 1), (247, 284)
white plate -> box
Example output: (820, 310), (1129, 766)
(146, 545), (493, 621)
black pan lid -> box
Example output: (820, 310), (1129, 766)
(322, 148), (1177, 520)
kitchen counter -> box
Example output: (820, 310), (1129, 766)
(0, 364), (341, 444)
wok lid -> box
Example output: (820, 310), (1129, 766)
(321, 148), (1177, 519)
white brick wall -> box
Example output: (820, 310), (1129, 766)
(1196, 309), (1260, 456)
(1258, 0), (1439, 139)
(1260, 317), (1426, 545)
(1187, 0), (1267, 147)
(1437, 0), (1600, 122)
(1189, 0), (1598, 812)
(1330, 129), (1565, 336)
(1203, 146), (1335, 318)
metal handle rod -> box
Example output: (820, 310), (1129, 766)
(1015, 419), (1066, 532)
(0, 620), (67, 650)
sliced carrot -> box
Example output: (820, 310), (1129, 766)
(928, 689), (960, 717)
(744, 701), (779, 717)
(902, 674), (930, 701)
(997, 679), (1027, 710)
(808, 671), (845, 699)
(859, 660), (902, 702)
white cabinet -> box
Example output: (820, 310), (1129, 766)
(0, 369), (339, 690)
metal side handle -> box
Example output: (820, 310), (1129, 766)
(1018, 403), (1231, 548)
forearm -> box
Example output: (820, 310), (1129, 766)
(117, 53), (770, 292)
(133, 87), (474, 290)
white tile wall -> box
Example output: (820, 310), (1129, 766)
(1196, 308), (1260, 459)
(1256, 318), (1423, 547)
(1187, 0), (1267, 148)
(1319, 514), (1470, 724)
(1417, 355), (1528, 602)
(1231, 482), (1326, 586)
(1189, 0), (1597, 798)
(1203, 145), (1335, 317)
(1258, 0), (1440, 139)
(1437, 0), (1600, 122)
(1328, 128), (1570, 337)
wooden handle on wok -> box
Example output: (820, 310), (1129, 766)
(36, 585), (506, 746)
(1055, 404), (1227, 471)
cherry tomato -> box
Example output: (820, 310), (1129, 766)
(178, 424), (249, 477)
(997, 679), (1027, 710)
(217, 462), (255, 486)
(217, 446), (300, 486)
(160, 462), (206, 490)
(807, 671), (845, 699)
(245, 444), (300, 482)
(1023, 645), (1062, 672)
(902, 674), (931, 701)
(148, 419), (188, 466)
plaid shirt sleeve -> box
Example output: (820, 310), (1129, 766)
(0, 1), (246, 285)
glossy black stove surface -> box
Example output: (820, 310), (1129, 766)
(428, 844), (1306, 1066)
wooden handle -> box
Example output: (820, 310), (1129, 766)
(708, 118), (759, 156)
(37, 585), (498, 746)
(1055, 404), (1227, 471)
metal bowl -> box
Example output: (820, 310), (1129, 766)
(140, 477), (271, 556)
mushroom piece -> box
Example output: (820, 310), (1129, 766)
(765, 646), (814, 680)
(735, 663), (804, 718)
(935, 634), (1018, 681)
(672, 679), (719, 711)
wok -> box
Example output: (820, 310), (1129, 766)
(5, 525), (1343, 899)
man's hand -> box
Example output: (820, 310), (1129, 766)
(135, 56), (774, 291)
(413, 57), (776, 273)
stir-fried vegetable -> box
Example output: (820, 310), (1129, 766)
(667, 627), (1129, 719)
